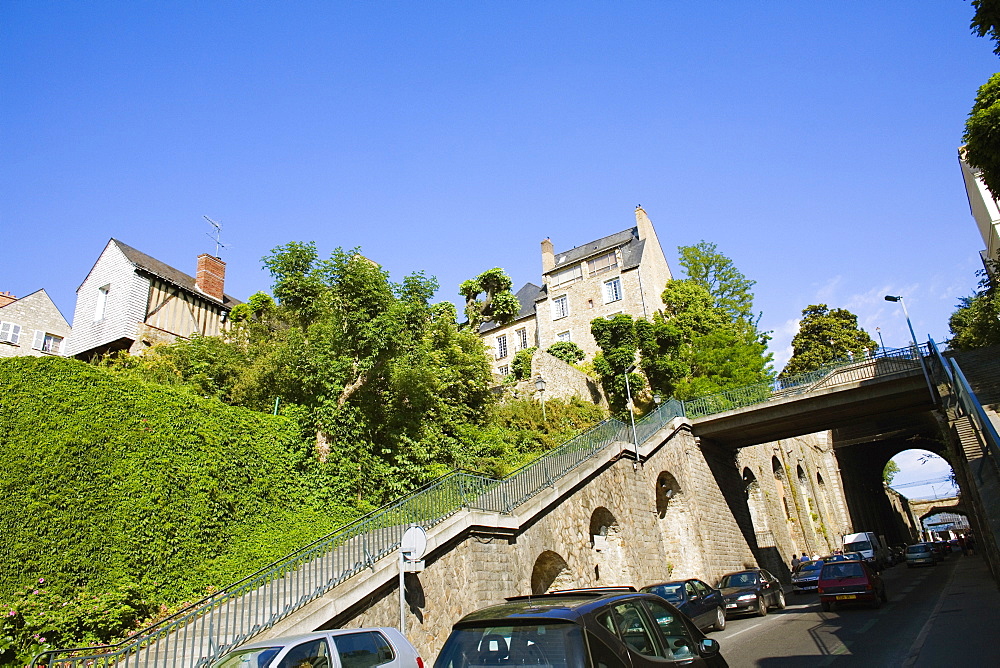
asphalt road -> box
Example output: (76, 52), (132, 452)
(707, 555), (971, 667)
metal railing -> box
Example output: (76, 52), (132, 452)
(34, 345), (928, 667)
(684, 344), (930, 418)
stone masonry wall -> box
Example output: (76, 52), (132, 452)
(0, 290), (72, 358)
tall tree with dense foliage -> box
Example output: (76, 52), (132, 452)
(459, 267), (521, 332)
(590, 314), (643, 412)
(679, 241), (759, 325)
(949, 261), (1000, 350)
(781, 304), (877, 377)
(963, 73), (1000, 199)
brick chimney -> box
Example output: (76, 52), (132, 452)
(195, 254), (226, 302)
(541, 238), (555, 275)
(0, 291), (16, 308)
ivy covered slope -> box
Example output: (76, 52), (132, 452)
(0, 356), (354, 604)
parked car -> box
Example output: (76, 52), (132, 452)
(434, 588), (728, 668)
(641, 579), (728, 631)
(715, 568), (786, 617)
(821, 553), (863, 564)
(905, 542), (937, 568)
(791, 559), (825, 594)
(817, 559), (887, 611)
(212, 628), (424, 668)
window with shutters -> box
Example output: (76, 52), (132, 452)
(32, 331), (63, 354)
(0, 321), (21, 344)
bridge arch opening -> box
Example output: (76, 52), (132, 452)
(530, 550), (574, 594)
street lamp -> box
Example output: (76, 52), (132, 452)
(534, 375), (547, 422)
(884, 295), (936, 403)
(624, 365), (640, 461)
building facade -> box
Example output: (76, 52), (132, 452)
(0, 289), (72, 358)
(480, 206), (673, 376)
(959, 147), (1000, 277)
(64, 239), (240, 359)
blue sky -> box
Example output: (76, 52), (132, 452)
(2, 2), (994, 493)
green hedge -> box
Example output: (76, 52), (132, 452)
(0, 357), (352, 605)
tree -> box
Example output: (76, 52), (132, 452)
(971, 0), (1000, 55)
(963, 73), (1000, 200)
(949, 260), (1000, 350)
(459, 268), (521, 332)
(679, 241), (759, 325)
(781, 304), (877, 377)
(547, 341), (585, 365)
(590, 314), (643, 412)
(883, 460), (900, 486)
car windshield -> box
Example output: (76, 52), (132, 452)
(212, 647), (281, 668)
(821, 562), (864, 579)
(719, 573), (758, 588)
(845, 540), (871, 552)
(907, 544), (931, 554)
(797, 561), (823, 572)
(434, 622), (585, 668)
(642, 584), (684, 601)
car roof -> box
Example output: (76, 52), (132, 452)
(452, 591), (666, 627)
(232, 628), (396, 651)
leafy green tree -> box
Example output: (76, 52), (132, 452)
(949, 260), (1000, 350)
(883, 460), (900, 486)
(459, 268), (521, 332)
(591, 314), (643, 412)
(971, 0), (1000, 55)
(963, 73), (1000, 200)
(547, 341), (585, 365)
(781, 304), (877, 377)
(512, 346), (537, 380)
(679, 241), (759, 325)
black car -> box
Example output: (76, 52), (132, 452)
(791, 559), (825, 593)
(640, 579), (727, 632)
(716, 568), (786, 617)
(434, 587), (728, 668)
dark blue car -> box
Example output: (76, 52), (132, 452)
(641, 579), (727, 632)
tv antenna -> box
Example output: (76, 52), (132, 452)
(204, 216), (230, 257)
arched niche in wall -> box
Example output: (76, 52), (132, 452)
(817, 471), (825, 486)
(772, 456), (784, 480)
(590, 507), (619, 547)
(796, 464), (807, 484)
(743, 467), (771, 535)
(655, 471), (683, 519)
(530, 550), (573, 595)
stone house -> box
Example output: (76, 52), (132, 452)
(64, 239), (240, 359)
(480, 206), (673, 377)
(0, 289), (72, 358)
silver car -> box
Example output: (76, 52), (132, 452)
(791, 559), (825, 593)
(211, 628), (424, 668)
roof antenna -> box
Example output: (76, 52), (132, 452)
(203, 216), (230, 257)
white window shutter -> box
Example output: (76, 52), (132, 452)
(32, 330), (45, 350)
(10, 324), (21, 344)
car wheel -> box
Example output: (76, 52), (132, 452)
(774, 589), (786, 609)
(756, 596), (768, 617)
(821, 600), (831, 612)
(712, 606), (726, 631)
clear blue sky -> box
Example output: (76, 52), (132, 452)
(2, 2), (995, 488)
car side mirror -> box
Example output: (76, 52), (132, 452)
(698, 639), (720, 657)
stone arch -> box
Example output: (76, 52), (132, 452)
(743, 467), (771, 536)
(653, 469), (702, 577)
(589, 507), (628, 584)
(817, 471), (825, 486)
(796, 464), (807, 483)
(530, 550), (574, 595)
(590, 507), (618, 543)
(772, 456), (784, 480)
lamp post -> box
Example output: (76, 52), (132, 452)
(875, 327), (885, 357)
(534, 375), (547, 422)
(624, 365), (640, 461)
(884, 295), (936, 403)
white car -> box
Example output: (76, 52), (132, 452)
(212, 627), (424, 668)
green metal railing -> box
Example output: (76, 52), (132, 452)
(35, 343), (932, 667)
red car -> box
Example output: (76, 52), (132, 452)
(817, 559), (887, 611)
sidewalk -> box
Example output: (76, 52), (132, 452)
(904, 553), (1000, 667)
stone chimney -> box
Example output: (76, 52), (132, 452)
(541, 238), (555, 275)
(0, 291), (16, 308)
(635, 205), (655, 241)
(195, 254), (226, 302)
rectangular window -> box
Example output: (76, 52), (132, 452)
(587, 251), (618, 277)
(552, 295), (569, 319)
(604, 277), (622, 303)
(551, 264), (582, 287)
(516, 328), (528, 350)
(496, 334), (508, 359)
(498, 364), (510, 376)
(95, 284), (110, 321)
(0, 321), (21, 344)
(34, 332), (63, 354)
(557, 330), (571, 342)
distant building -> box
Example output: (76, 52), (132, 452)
(480, 206), (673, 377)
(958, 147), (1000, 278)
(0, 289), (72, 358)
(64, 239), (240, 359)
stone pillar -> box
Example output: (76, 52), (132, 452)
(541, 238), (554, 275)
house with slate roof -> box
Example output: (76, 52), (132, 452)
(480, 206), (673, 377)
(64, 239), (240, 359)
(0, 289), (72, 358)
